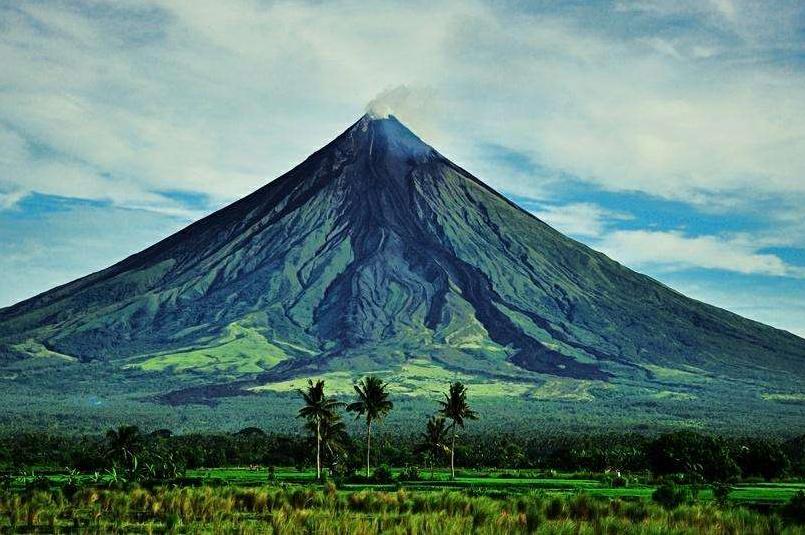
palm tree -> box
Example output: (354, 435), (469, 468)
(419, 415), (448, 479)
(346, 376), (393, 477)
(297, 380), (344, 480)
(438, 382), (478, 479)
(308, 414), (350, 474)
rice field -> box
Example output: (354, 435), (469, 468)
(184, 467), (805, 504)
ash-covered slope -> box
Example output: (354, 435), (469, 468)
(1, 115), (803, 404)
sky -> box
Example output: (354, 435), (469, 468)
(1, 0), (804, 336)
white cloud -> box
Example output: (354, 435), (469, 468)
(597, 230), (804, 278)
(531, 203), (631, 238)
(0, 190), (28, 210)
(0, 0), (802, 215)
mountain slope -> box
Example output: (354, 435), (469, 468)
(0, 115), (803, 421)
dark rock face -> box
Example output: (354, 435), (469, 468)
(0, 115), (803, 400)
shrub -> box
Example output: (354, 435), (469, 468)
(372, 465), (394, 484)
(712, 483), (731, 506)
(623, 500), (650, 522)
(23, 475), (52, 494)
(398, 466), (420, 482)
(781, 490), (805, 524)
(567, 493), (600, 521)
(611, 475), (628, 488)
(652, 481), (692, 510)
(545, 496), (565, 519)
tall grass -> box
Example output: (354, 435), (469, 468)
(0, 485), (802, 533)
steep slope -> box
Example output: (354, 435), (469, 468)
(0, 115), (803, 411)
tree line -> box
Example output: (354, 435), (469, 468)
(0, 375), (802, 485)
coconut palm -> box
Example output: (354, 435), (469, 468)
(419, 415), (448, 479)
(297, 379), (344, 480)
(346, 376), (394, 477)
(438, 382), (478, 479)
(308, 414), (350, 474)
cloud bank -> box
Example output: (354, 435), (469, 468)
(2, 0), (803, 216)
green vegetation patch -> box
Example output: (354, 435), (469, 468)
(10, 339), (76, 362)
(644, 364), (710, 383)
(762, 392), (805, 402)
(250, 359), (534, 398)
(132, 323), (288, 374)
(653, 390), (698, 401)
(528, 378), (602, 401)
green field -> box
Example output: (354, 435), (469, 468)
(9, 467), (802, 505)
(179, 467), (804, 504)
(2, 468), (804, 532)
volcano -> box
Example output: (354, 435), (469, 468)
(0, 115), (803, 429)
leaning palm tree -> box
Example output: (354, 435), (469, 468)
(309, 414), (350, 473)
(419, 415), (448, 479)
(297, 379), (344, 480)
(346, 376), (393, 477)
(438, 382), (478, 479)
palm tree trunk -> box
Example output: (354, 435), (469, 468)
(316, 419), (321, 481)
(451, 428), (456, 479)
(366, 420), (372, 478)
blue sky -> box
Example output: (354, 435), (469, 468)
(1, 0), (803, 336)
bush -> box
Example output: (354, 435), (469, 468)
(712, 483), (731, 506)
(652, 481), (692, 510)
(611, 475), (628, 488)
(545, 496), (565, 519)
(398, 466), (420, 481)
(781, 491), (805, 524)
(372, 465), (394, 484)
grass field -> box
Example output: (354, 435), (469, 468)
(2, 468), (804, 532)
(179, 467), (805, 505)
(10, 467), (803, 505)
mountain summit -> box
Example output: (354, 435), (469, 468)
(1, 115), (803, 427)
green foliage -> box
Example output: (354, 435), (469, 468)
(398, 465), (421, 481)
(347, 376), (394, 477)
(418, 415), (448, 473)
(438, 382), (478, 429)
(782, 490), (805, 524)
(105, 425), (143, 475)
(438, 382), (478, 478)
(297, 379), (345, 480)
(652, 481), (693, 509)
(1, 484), (797, 532)
(372, 464), (394, 483)
(611, 474), (629, 488)
(648, 431), (740, 483)
(712, 482), (732, 506)
(734, 438), (791, 480)
(346, 376), (394, 425)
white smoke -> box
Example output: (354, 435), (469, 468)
(366, 85), (437, 119)
(364, 85), (443, 142)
